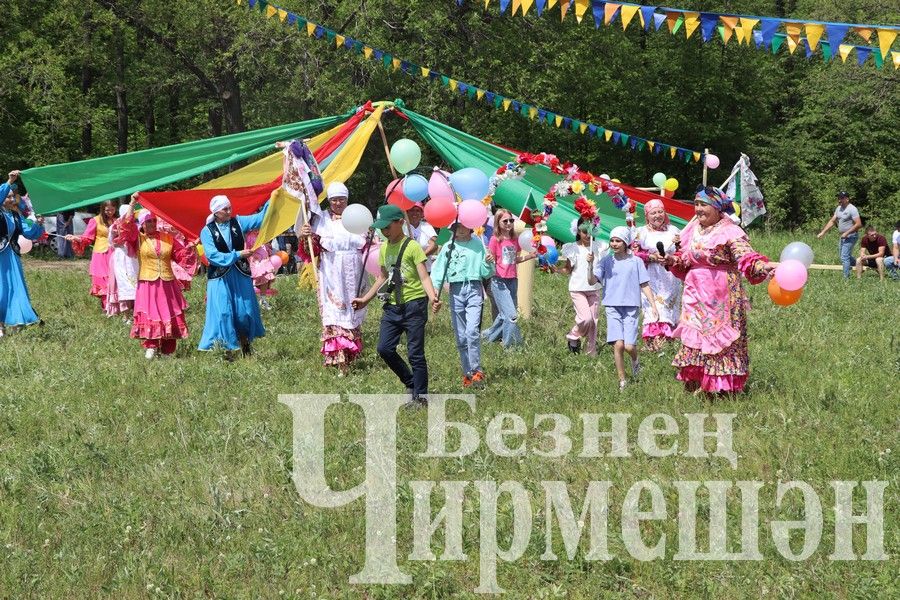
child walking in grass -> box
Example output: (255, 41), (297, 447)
(558, 217), (607, 355)
(431, 222), (495, 388)
(591, 226), (658, 390)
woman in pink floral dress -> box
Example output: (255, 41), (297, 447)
(665, 187), (774, 394)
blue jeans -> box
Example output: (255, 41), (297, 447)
(839, 233), (858, 278)
(449, 282), (484, 376)
(377, 297), (429, 397)
(483, 277), (522, 348)
(885, 255), (899, 279)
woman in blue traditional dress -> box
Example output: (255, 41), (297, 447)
(0, 170), (45, 336)
(198, 195), (269, 359)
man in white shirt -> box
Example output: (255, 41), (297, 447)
(885, 220), (900, 280)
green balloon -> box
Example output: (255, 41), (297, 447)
(652, 172), (666, 188)
(389, 138), (422, 174)
(435, 227), (452, 244)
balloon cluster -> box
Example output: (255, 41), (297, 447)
(652, 172), (679, 193)
(768, 242), (813, 306)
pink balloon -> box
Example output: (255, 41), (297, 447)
(269, 254), (283, 270)
(428, 170), (454, 202)
(17, 237), (33, 254)
(386, 178), (414, 210)
(364, 247), (381, 276)
(540, 235), (556, 249)
(457, 199), (488, 229)
(774, 259), (807, 291)
(705, 154), (720, 169)
(424, 197), (457, 229)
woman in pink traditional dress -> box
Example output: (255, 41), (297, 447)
(121, 196), (194, 359)
(632, 199), (682, 352)
(67, 200), (117, 310)
(665, 187), (774, 395)
(245, 230), (278, 310)
(105, 205), (139, 322)
(297, 182), (370, 376)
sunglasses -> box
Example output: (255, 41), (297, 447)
(500, 219), (515, 224)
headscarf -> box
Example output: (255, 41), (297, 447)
(694, 185), (732, 213)
(326, 181), (349, 200)
(207, 195), (231, 224)
(609, 226), (632, 245)
(118, 205), (130, 219)
(643, 199), (670, 231)
(137, 210), (155, 228)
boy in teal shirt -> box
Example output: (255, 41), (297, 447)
(431, 223), (495, 388)
(352, 205), (441, 408)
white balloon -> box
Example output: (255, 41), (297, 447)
(517, 228), (535, 253)
(779, 241), (815, 268)
(341, 204), (374, 236)
(17, 236), (33, 254)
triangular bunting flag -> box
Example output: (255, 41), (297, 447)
(856, 46), (871, 66)
(670, 147), (677, 159)
(256, 0), (266, 13)
(629, 137), (637, 150)
(786, 36), (798, 54)
(521, 0), (535, 15)
(647, 141), (655, 151)
(640, 6), (657, 31)
(653, 13), (666, 31)
(683, 12), (701, 39)
(873, 49), (884, 68)
(604, 129), (613, 142)
(877, 29), (898, 59)
(529, 107), (538, 120)
(592, 1), (603, 27)
(854, 27), (873, 42)
(535, 0), (547, 16)
(458, 83), (468, 94)
(574, 0), (590, 23)
(604, 3), (621, 26)
(420, 67), (429, 77)
(579, 122), (588, 134)
(265, 5), (277, 18)
(612, 132), (621, 144)
(721, 25), (733, 45)
(278, 9), (288, 22)
(894, 53), (900, 69)
(825, 24), (850, 50)
(759, 18), (780, 47)
(511, 0), (521, 15)
(503, 99), (512, 111)
(363, 46), (373, 59)
(477, 89), (485, 101)
(620, 133), (630, 147)
(699, 13), (718, 41)
(665, 11), (681, 34)
(335, 34), (345, 48)
(554, 115), (563, 127)
(485, 91), (495, 103)
(511, 100), (521, 112)
(588, 124), (597, 136)
(559, 0), (570, 21)
(739, 17), (759, 45)
(306, 22), (316, 36)
(621, 5), (639, 30)
(492, 94), (502, 108)
(693, 151), (701, 162)
(772, 35), (786, 54)
(391, 58), (401, 71)
(822, 41), (833, 62)
(805, 24), (825, 51)
(499, 0), (511, 13)
(325, 29), (336, 44)
(785, 23), (802, 44)
(449, 79), (458, 91)
(838, 44), (853, 63)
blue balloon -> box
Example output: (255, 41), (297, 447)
(538, 246), (559, 267)
(449, 167), (490, 201)
(402, 174), (429, 202)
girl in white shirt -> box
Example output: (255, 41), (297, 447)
(557, 217), (607, 355)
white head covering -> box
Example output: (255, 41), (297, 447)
(137, 210), (155, 228)
(207, 195), (232, 224)
(326, 181), (349, 199)
(119, 205), (130, 218)
(609, 226), (632, 245)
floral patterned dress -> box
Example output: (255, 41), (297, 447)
(633, 224), (682, 351)
(669, 218), (769, 393)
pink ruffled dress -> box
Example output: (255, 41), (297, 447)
(245, 231), (278, 296)
(72, 215), (113, 308)
(669, 218), (769, 393)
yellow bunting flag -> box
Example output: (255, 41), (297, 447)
(693, 152), (701, 162)
(554, 115), (563, 127)
(787, 36), (799, 54)
(420, 66), (429, 77)
(838, 44), (853, 63)
(720, 16), (738, 44)
(307, 22), (316, 36)
(604, 130), (613, 142)
(503, 99), (512, 111)
(521, 0), (535, 15)
(739, 17), (759, 45)
(236, 0), (241, 4)
(666, 12), (681, 34)
(391, 58), (400, 71)
(805, 24), (825, 51)
(512, 0), (521, 15)
(277, 9), (288, 22)
(335, 35), (345, 48)
(894, 52), (900, 69)
(476, 89), (485, 101)
(877, 29), (898, 59)
(579, 123), (588, 134)
(529, 107), (538, 120)
(604, 3), (620, 25)
(265, 5), (277, 18)
(621, 5), (639, 30)
(449, 79), (458, 91)
(683, 12), (701, 39)
(723, 26), (736, 45)
(363, 46), (373, 59)
(854, 27), (873, 42)
(548, 0), (558, 8)
(785, 23), (802, 45)
(670, 147), (677, 159)
(647, 141), (655, 152)
(574, 0), (590, 23)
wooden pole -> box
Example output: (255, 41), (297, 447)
(376, 119), (413, 234)
(297, 188), (319, 285)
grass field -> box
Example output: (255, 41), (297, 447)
(2, 230), (897, 598)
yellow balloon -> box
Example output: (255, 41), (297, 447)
(611, 178), (621, 183)
(513, 219), (526, 236)
(664, 177), (679, 192)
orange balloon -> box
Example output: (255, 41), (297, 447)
(768, 278), (803, 306)
(277, 251), (289, 264)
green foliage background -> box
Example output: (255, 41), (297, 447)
(1, 0), (898, 227)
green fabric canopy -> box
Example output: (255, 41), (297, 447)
(404, 107), (687, 242)
(23, 113), (348, 213)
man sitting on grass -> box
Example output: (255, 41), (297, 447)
(856, 224), (889, 281)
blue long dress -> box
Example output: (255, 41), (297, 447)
(0, 183), (45, 328)
(198, 205), (268, 351)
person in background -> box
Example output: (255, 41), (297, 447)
(885, 220), (900, 280)
(855, 224), (889, 281)
(56, 210), (74, 258)
(67, 200), (118, 309)
(816, 191), (862, 279)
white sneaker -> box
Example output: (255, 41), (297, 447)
(619, 380), (627, 391)
(260, 298), (272, 311)
(631, 358), (641, 378)
(144, 348), (156, 360)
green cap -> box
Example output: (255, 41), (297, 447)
(373, 204), (405, 228)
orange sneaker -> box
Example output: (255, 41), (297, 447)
(471, 371), (486, 388)
(462, 375), (473, 388)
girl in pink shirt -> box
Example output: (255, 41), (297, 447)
(483, 209), (535, 348)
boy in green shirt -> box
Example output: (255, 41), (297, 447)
(352, 205), (441, 408)
(431, 223), (495, 388)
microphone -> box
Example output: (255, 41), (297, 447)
(656, 241), (666, 257)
